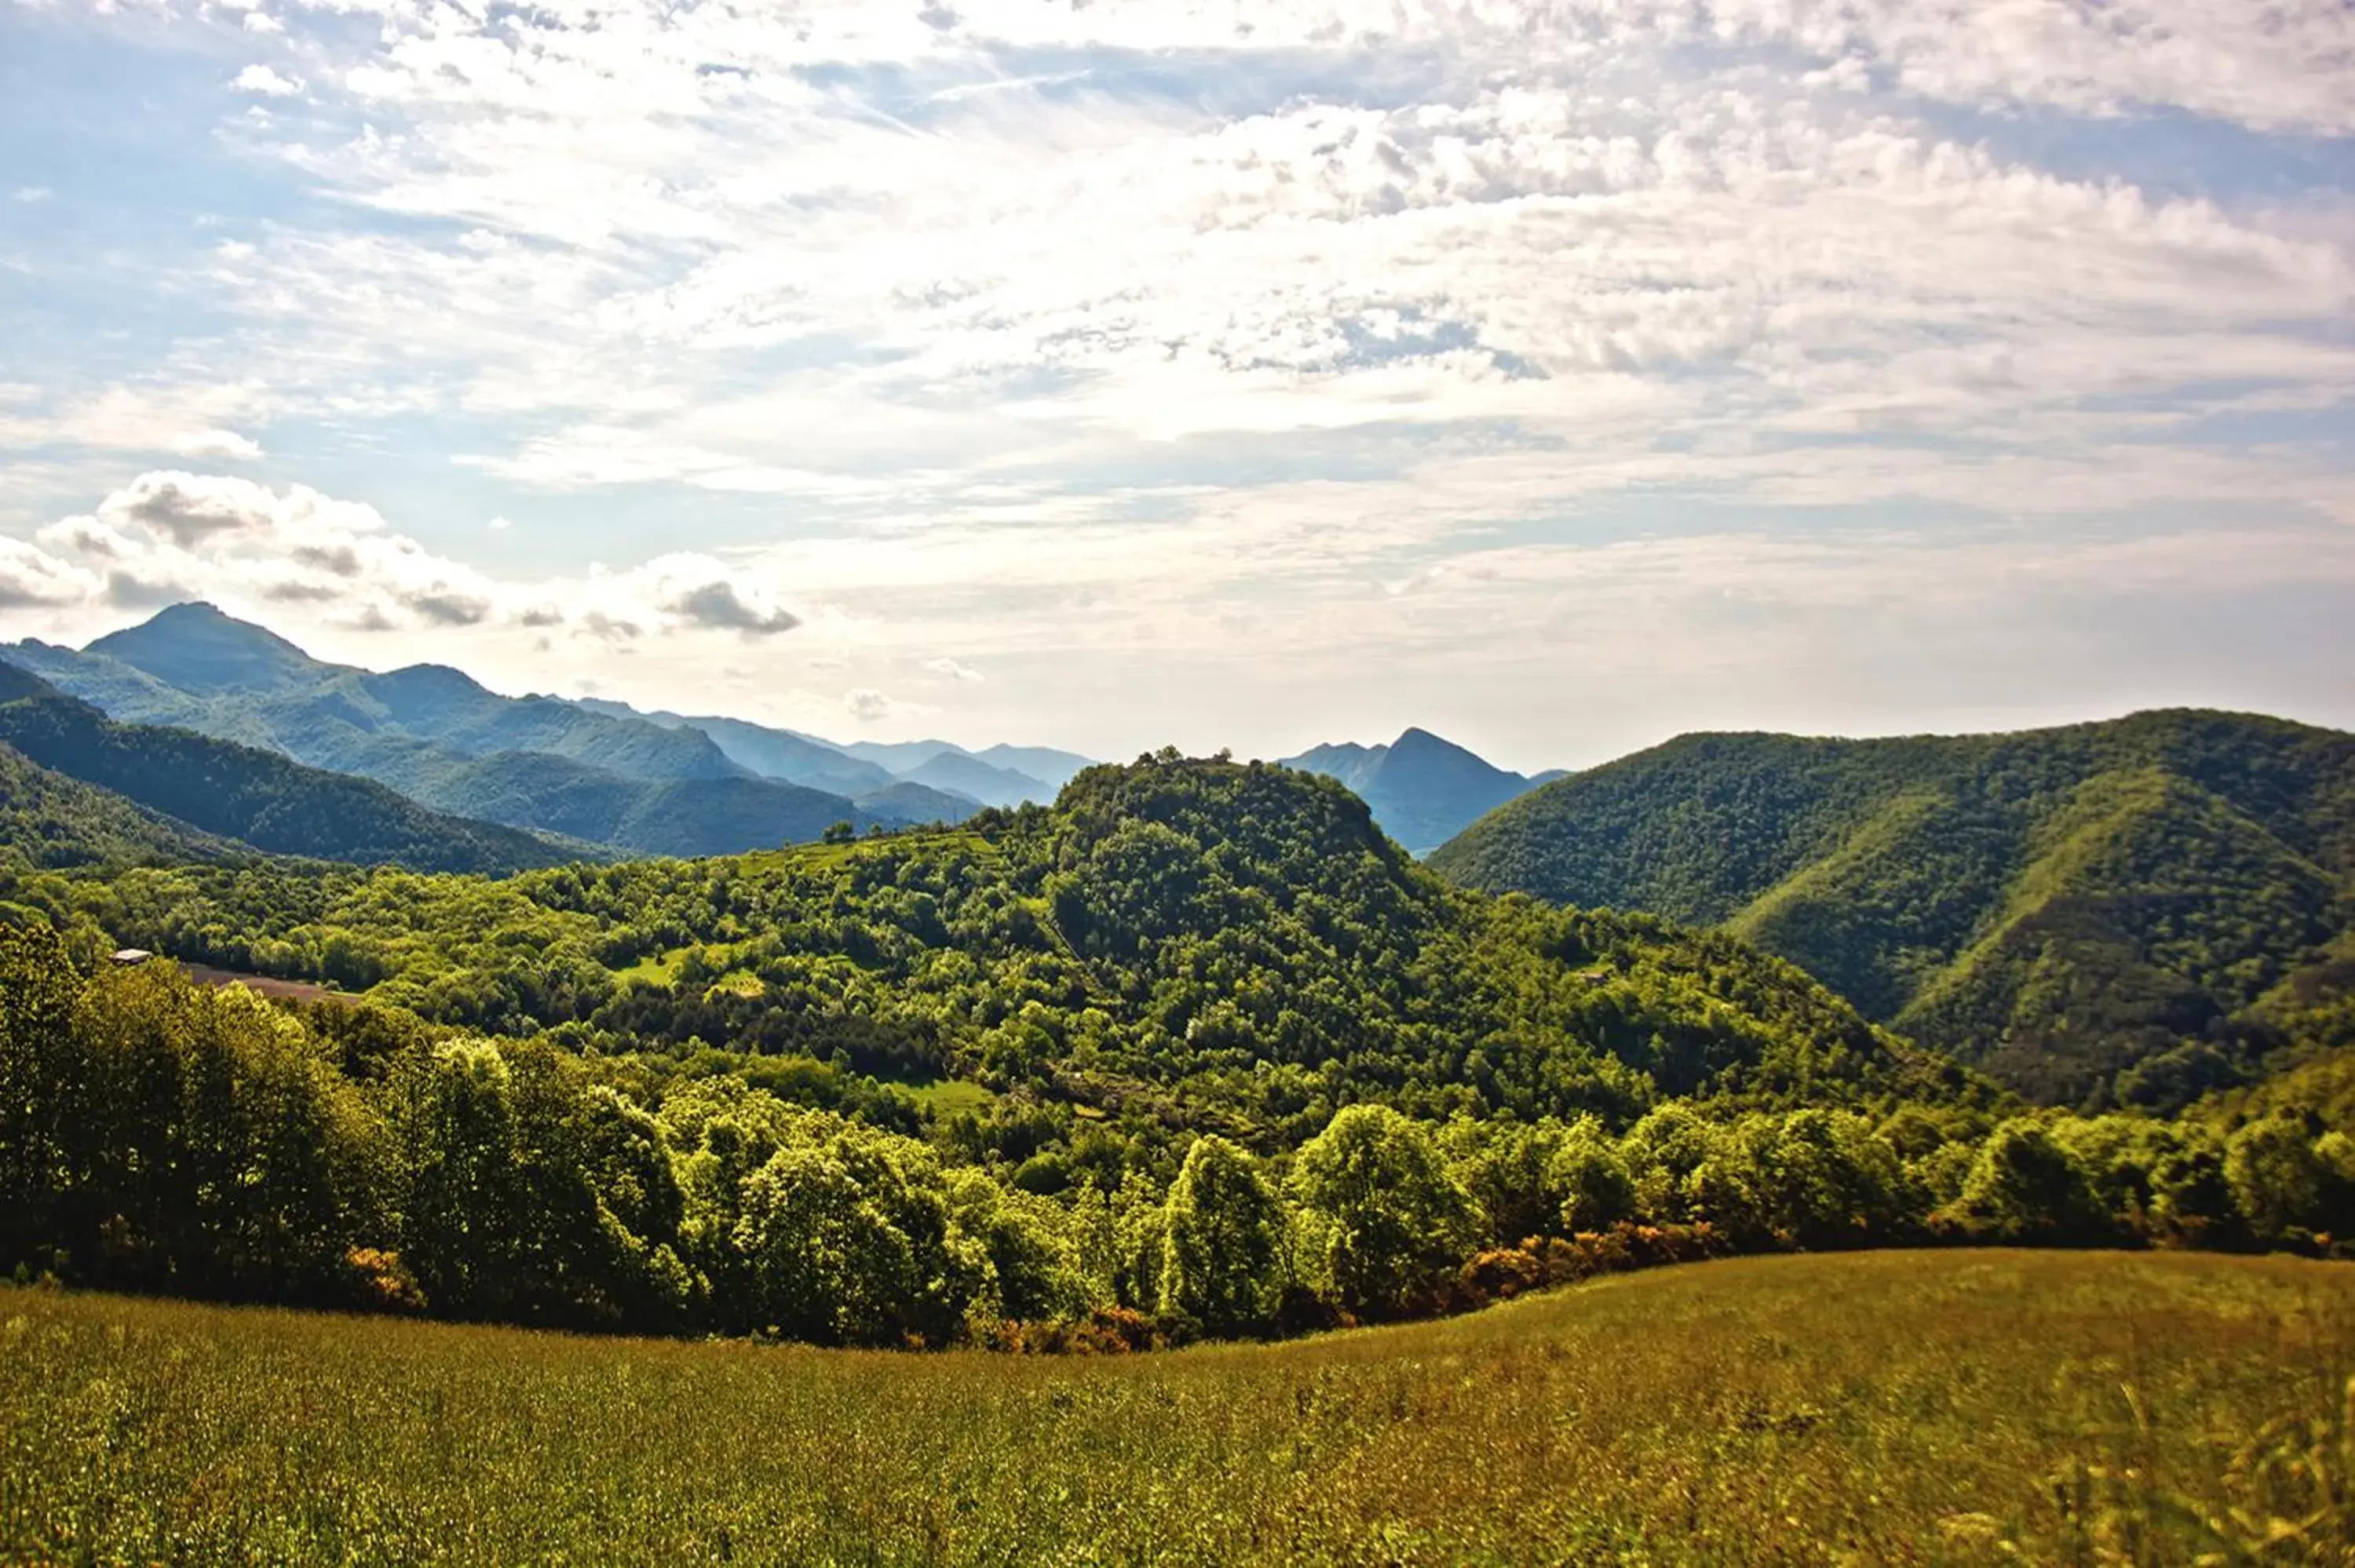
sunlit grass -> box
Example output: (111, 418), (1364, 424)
(904, 1078), (998, 1117)
(608, 946), (688, 989)
(5, 1250), (2350, 1565)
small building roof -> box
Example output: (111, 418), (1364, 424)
(110, 948), (154, 965)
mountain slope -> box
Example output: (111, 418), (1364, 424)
(86, 600), (323, 695)
(1429, 709), (2355, 1103)
(571, 700), (898, 795)
(0, 674), (586, 875)
(0, 741), (245, 871)
(1281, 727), (1552, 854)
(971, 743), (1094, 793)
(853, 780), (982, 823)
(323, 744), (893, 858)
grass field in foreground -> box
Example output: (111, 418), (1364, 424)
(4, 1250), (2352, 1566)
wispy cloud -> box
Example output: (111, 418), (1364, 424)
(0, 0), (2349, 758)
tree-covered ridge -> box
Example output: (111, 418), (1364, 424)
(0, 742), (242, 871)
(0, 675), (589, 877)
(1428, 709), (2355, 1106)
(1, 753), (1955, 1148)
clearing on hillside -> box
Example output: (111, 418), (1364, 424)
(4, 1249), (2350, 1565)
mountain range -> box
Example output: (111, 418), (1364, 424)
(1280, 727), (1563, 855)
(1427, 710), (2355, 1107)
(2, 604), (1549, 864)
(0, 605), (1093, 858)
(0, 660), (584, 874)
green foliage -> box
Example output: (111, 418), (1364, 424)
(2224, 1113), (2352, 1243)
(1957, 1119), (2112, 1243)
(2, 754), (1952, 1146)
(1431, 709), (2355, 1107)
(0, 741), (241, 870)
(1, 924), (385, 1302)
(1157, 1136), (1286, 1336)
(1291, 1105), (1480, 1317)
(4, 752), (2353, 1357)
(734, 1127), (967, 1346)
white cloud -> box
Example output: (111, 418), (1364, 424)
(162, 428), (263, 460)
(15, 472), (809, 647)
(1, 0), (2350, 756)
(13, 187), (51, 204)
(925, 657), (984, 683)
(232, 64), (302, 97)
(644, 553), (801, 636)
(844, 687), (893, 723)
(0, 536), (98, 608)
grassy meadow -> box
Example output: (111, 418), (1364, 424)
(5, 1249), (2353, 1566)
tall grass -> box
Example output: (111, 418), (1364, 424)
(4, 1249), (2350, 1565)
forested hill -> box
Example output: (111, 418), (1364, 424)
(0, 671), (586, 876)
(1428, 709), (2355, 1106)
(0, 740), (244, 870)
(5, 752), (1962, 1144)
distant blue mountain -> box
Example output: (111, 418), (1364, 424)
(1279, 727), (1555, 855)
(3, 604), (916, 856)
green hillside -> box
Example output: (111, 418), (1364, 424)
(0, 677), (586, 877)
(333, 740), (889, 857)
(0, 741), (243, 872)
(7, 1252), (2350, 1564)
(1428, 710), (2355, 1104)
(17, 754), (1947, 1127)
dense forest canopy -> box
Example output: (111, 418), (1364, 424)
(2, 746), (2350, 1348)
(4, 753), (1961, 1144)
(1429, 709), (2355, 1108)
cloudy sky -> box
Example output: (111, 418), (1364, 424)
(1, 0), (2350, 769)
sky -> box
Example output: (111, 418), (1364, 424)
(0, 0), (2350, 772)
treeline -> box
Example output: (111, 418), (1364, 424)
(5, 924), (2348, 1348)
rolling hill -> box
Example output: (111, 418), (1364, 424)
(1427, 709), (2355, 1104)
(1280, 727), (1559, 855)
(45, 750), (1955, 1132)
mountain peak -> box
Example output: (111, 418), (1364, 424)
(1388, 725), (1484, 760)
(86, 602), (328, 697)
(146, 600), (229, 622)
